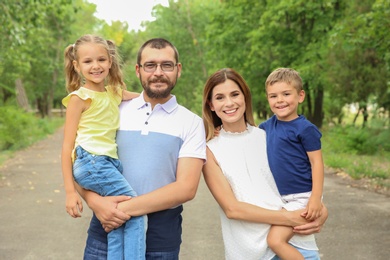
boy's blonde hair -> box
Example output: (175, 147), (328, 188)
(63, 34), (125, 94)
(265, 68), (303, 92)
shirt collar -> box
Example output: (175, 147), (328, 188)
(134, 91), (178, 113)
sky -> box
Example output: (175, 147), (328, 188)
(87, 0), (169, 31)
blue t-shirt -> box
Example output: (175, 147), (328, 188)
(259, 115), (322, 195)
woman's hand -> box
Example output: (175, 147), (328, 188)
(284, 209), (310, 226)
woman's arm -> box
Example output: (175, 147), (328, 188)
(202, 147), (308, 227)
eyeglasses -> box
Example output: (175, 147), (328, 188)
(139, 62), (177, 72)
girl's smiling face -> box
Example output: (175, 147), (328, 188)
(73, 43), (112, 91)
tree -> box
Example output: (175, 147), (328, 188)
(326, 0), (390, 126)
(143, 0), (219, 114)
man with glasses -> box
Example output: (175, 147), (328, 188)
(79, 38), (207, 259)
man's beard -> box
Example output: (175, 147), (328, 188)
(140, 75), (176, 99)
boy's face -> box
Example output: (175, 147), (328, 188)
(266, 82), (305, 121)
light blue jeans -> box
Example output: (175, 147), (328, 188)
(74, 146), (146, 260)
(271, 244), (320, 260)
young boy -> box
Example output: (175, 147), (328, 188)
(260, 68), (324, 260)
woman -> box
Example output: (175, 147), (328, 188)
(202, 68), (327, 259)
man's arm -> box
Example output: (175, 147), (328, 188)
(117, 157), (203, 216)
(75, 182), (131, 230)
(80, 157), (203, 232)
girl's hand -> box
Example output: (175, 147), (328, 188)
(66, 192), (83, 218)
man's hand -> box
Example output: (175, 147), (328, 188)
(89, 195), (132, 232)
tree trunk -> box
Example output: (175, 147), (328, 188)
(15, 79), (30, 111)
(362, 105), (368, 128)
(312, 87), (324, 128)
(353, 108), (360, 126)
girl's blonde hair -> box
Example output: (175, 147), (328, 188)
(202, 68), (255, 142)
(64, 34), (126, 94)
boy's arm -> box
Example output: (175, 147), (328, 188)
(306, 149), (324, 220)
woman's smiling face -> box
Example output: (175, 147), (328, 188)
(209, 79), (247, 132)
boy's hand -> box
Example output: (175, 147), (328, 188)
(305, 196), (322, 221)
(66, 192), (83, 218)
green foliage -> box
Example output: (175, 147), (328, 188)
(0, 0), (388, 186)
(0, 106), (64, 152)
(323, 124), (389, 155)
(143, 0), (219, 113)
(322, 124), (389, 182)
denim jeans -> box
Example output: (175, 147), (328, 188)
(74, 146), (146, 260)
(271, 245), (320, 260)
(145, 248), (180, 260)
(84, 235), (180, 260)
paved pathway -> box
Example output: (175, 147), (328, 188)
(0, 128), (389, 259)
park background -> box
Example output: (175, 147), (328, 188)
(1, 0), (389, 193)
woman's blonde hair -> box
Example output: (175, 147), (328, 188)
(202, 68), (255, 141)
(63, 34), (125, 94)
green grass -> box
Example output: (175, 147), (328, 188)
(322, 125), (390, 190)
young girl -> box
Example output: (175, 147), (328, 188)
(61, 34), (145, 260)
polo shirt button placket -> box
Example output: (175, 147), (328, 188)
(145, 105), (151, 125)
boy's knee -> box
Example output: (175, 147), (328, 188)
(267, 234), (282, 249)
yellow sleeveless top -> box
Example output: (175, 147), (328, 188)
(62, 86), (123, 160)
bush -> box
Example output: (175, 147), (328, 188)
(0, 106), (64, 151)
(322, 124), (389, 182)
(323, 125), (389, 155)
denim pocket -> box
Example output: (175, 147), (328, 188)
(73, 146), (94, 183)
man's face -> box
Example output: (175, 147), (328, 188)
(136, 46), (182, 101)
